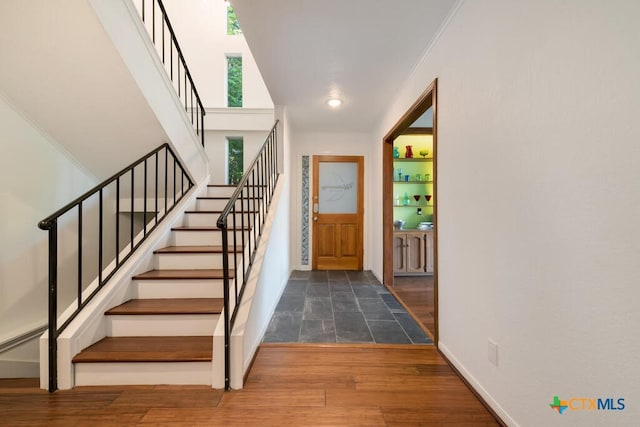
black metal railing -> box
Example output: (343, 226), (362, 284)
(38, 143), (193, 392)
(135, 0), (206, 146)
(217, 121), (279, 390)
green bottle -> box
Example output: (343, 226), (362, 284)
(403, 192), (410, 206)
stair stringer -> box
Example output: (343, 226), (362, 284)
(39, 178), (208, 391)
(88, 0), (208, 184)
(212, 178), (290, 389)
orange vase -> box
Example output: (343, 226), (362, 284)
(405, 145), (413, 158)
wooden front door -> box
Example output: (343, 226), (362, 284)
(312, 155), (364, 270)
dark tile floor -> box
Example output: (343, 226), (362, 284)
(263, 270), (432, 344)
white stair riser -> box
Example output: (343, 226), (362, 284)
(185, 212), (253, 227)
(134, 279), (224, 299)
(206, 187), (266, 198)
(173, 230), (247, 246)
(156, 252), (224, 269)
(107, 314), (219, 336)
(206, 187), (235, 197)
(196, 198), (242, 211)
(74, 361), (213, 386)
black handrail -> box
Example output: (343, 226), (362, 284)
(39, 143), (193, 392)
(217, 121), (279, 391)
(137, 0), (206, 146)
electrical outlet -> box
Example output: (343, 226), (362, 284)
(488, 339), (498, 367)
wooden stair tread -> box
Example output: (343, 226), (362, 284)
(154, 245), (240, 254)
(172, 226), (250, 231)
(133, 269), (234, 280)
(197, 196), (261, 200)
(185, 210), (259, 214)
(72, 336), (212, 363)
(106, 298), (223, 315)
(207, 184), (266, 187)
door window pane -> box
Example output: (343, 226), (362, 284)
(318, 162), (358, 214)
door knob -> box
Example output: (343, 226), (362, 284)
(313, 216), (318, 221)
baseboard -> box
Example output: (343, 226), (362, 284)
(438, 343), (514, 426)
(0, 360), (39, 378)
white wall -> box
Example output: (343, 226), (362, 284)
(0, 339), (39, 378)
(160, 0), (273, 109)
(375, 0), (640, 425)
(288, 130), (378, 276)
(0, 94), (96, 359)
(0, 0), (176, 180)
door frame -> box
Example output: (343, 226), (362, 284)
(312, 155), (364, 270)
(382, 78), (438, 344)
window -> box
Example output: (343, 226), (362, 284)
(227, 137), (244, 185)
(227, 5), (242, 35)
(227, 56), (243, 107)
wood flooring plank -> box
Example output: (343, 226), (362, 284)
(0, 412), (146, 427)
(352, 375), (474, 391)
(140, 407), (386, 426)
(1, 346), (499, 425)
(383, 406), (499, 426)
(245, 366), (418, 384)
(326, 387), (492, 409)
(220, 389), (325, 408)
(110, 388), (223, 408)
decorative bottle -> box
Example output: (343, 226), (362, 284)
(405, 145), (413, 158)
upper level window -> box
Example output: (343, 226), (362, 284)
(227, 5), (242, 35)
(227, 137), (244, 185)
(227, 55), (243, 107)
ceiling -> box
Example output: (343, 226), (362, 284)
(231, 0), (458, 132)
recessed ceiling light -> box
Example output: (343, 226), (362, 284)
(327, 98), (342, 108)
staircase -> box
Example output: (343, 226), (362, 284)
(71, 185), (246, 386)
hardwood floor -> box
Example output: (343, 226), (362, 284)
(392, 275), (435, 339)
(0, 345), (498, 426)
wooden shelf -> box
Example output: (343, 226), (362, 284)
(393, 228), (433, 234)
(393, 180), (433, 184)
(393, 204), (434, 208)
(393, 158), (433, 162)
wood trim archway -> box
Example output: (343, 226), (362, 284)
(382, 78), (438, 344)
